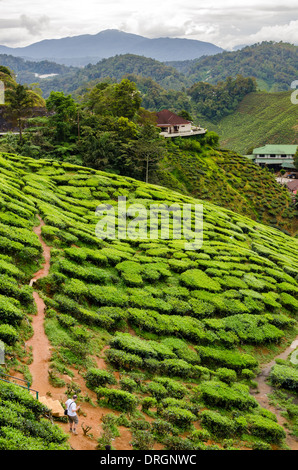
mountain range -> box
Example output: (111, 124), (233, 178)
(0, 29), (223, 65)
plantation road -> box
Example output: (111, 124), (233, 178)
(26, 216), (135, 450)
(252, 337), (298, 450)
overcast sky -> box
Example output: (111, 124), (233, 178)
(0, 0), (297, 50)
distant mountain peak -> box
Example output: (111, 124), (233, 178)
(0, 29), (223, 65)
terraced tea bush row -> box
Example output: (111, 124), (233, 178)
(270, 364), (298, 392)
(0, 381), (69, 450)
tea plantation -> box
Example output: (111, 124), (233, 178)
(0, 152), (297, 450)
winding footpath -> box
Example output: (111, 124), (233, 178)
(28, 216), (52, 396)
(26, 216), (298, 450)
(253, 339), (298, 450)
(26, 216), (133, 450)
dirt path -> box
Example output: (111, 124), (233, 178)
(25, 216), (298, 451)
(26, 216), (133, 450)
(252, 338), (298, 450)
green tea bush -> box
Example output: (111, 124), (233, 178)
(110, 333), (175, 361)
(57, 313), (78, 328)
(0, 275), (33, 304)
(216, 367), (237, 385)
(199, 380), (258, 410)
(105, 348), (143, 370)
(223, 314), (284, 344)
(180, 269), (222, 291)
(58, 259), (112, 284)
(85, 368), (117, 389)
(0, 295), (23, 326)
(160, 406), (197, 430)
(279, 292), (298, 312)
(163, 435), (200, 450)
(146, 381), (168, 400)
(154, 377), (188, 399)
(63, 278), (89, 300)
(0, 323), (18, 344)
(270, 364), (298, 392)
(160, 358), (194, 378)
(247, 414), (286, 443)
(95, 387), (138, 412)
(200, 410), (235, 437)
(87, 285), (129, 306)
(119, 377), (138, 393)
(115, 260), (143, 286)
(196, 345), (258, 371)
(141, 397), (157, 412)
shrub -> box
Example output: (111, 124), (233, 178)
(57, 313), (78, 328)
(279, 292), (298, 312)
(223, 314), (284, 344)
(70, 325), (90, 343)
(196, 345), (258, 371)
(63, 278), (88, 300)
(163, 435), (198, 450)
(115, 260), (143, 286)
(146, 382), (168, 400)
(105, 348), (143, 370)
(154, 377), (188, 399)
(141, 397), (157, 412)
(87, 285), (129, 306)
(160, 358), (194, 378)
(0, 295), (23, 326)
(0, 323), (18, 344)
(200, 410), (235, 437)
(95, 387), (138, 412)
(151, 418), (177, 437)
(216, 367), (237, 385)
(199, 380), (258, 410)
(269, 364), (298, 392)
(131, 430), (155, 450)
(119, 377), (138, 392)
(180, 269), (221, 291)
(247, 414), (286, 443)
(160, 406), (197, 430)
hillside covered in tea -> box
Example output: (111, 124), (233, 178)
(0, 152), (297, 450)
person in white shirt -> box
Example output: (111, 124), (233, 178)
(65, 394), (80, 435)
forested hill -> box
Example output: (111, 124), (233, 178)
(167, 42), (298, 92)
(202, 90), (298, 154)
(0, 54), (73, 85)
(25, 54), (191, 99)
(5, 41), (297, 99)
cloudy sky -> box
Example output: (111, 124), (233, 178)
(0, 0), (297, 50)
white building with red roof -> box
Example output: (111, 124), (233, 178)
(156, 109), (207, 138)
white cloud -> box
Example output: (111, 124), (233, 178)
(244, 20), (298, 46)
(0, 0), (296, 49)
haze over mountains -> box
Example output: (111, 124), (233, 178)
(0, 29), (223, 66)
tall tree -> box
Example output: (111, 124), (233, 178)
(128, 123), (167, 183)
(46, 91), (78, 143)
(5, 84), (35, 141)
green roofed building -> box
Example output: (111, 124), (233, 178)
(253, 144), (297, 169)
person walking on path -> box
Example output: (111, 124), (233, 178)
(65, 394), (80, 435)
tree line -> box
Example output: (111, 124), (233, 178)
(0, 66), (257, 183)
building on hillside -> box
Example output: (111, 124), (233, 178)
(252, 144), (297, 170)
(156, 109), (207, 138)
(287, 179), (298, 195)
